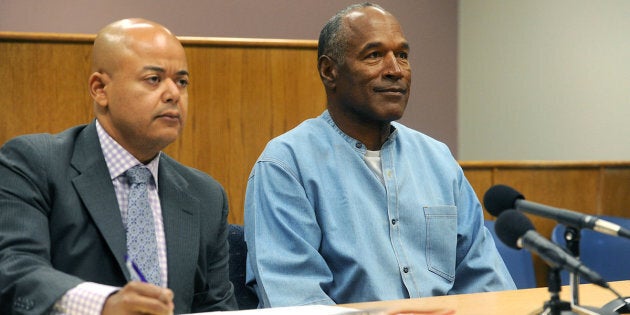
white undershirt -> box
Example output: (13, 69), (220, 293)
(364, 150), (384, 184)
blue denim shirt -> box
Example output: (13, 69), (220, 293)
(245, 111), (515, 307)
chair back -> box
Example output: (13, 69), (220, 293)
(485, 220), (537, 289)
(228, 224), (259, 309)
(551, 215), (630, 285)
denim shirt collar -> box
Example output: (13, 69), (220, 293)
(320, 110), (398, 153)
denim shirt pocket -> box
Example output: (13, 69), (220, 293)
(423, 205), (458, 282)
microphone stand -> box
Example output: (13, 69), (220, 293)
(541, 268), (619, 315)
(562, 226), (582, 307)
(561, 226), (630, 314)
(541, 267), (574, 315)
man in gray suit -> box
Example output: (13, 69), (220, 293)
(0, 18), (237, 314)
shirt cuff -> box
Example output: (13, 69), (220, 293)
(51, 282), (119, 315)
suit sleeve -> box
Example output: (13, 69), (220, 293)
(0, 137), (83, 314)
(191, 180), (238, 312)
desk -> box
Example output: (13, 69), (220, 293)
(342, 281), (630, 315)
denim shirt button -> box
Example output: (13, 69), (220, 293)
(391, 219), (397, 225)
(403, 267), (409, 273)
(355, 142), (362, 148)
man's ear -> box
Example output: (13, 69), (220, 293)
(88, 72), (109, 107)
(318, 55), (337, 91)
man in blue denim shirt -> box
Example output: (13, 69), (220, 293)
(244, 3), (516, 308)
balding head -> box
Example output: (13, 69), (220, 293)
(91, 18), (183, 74)
(318, 2), (388, 64)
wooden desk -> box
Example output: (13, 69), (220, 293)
(342, 281), (630, 315)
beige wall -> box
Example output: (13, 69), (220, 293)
(459, 0), (630, 160)
(0, 0), (458, 156)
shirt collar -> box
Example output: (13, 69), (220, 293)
(95, 119), (160, 185)
(320, 110), (398, 151)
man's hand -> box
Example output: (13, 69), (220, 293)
(102, 281), (174, 315)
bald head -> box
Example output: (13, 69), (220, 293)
(91, 18), (184, 74)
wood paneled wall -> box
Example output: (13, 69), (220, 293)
(462, 161), (630, 287)
(0, 32), (326, 225)
(2, 33), (629, 289)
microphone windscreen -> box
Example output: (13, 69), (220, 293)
(483, 184), (524, 216)
(494, 209), (535, 249)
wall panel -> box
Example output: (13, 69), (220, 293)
(601, 168), (630, 217)
(0, 32), (326, 225)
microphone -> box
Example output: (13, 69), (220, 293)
(494, 209), (609, 288)
(484, 184), (630, 239)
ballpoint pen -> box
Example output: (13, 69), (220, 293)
(125, 255), (148, 283)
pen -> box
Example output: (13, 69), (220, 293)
(125, 255), (148, 283)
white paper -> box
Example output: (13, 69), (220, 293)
(183, 305), (359, 315)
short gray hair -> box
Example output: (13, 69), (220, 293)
(317, 2), (385, 64)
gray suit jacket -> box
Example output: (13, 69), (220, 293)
(0, 122), (237, 314)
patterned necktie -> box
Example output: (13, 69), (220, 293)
(125, 165), (161, 286)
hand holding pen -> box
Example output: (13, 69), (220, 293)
(126, 255), (149, 283)
(100, 256), (174, 315)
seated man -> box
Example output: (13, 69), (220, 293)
(244, 3), (516, 307)
(0, 18), (237, 314)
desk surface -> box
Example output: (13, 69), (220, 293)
(342, 281), (630, 315)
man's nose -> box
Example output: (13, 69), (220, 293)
(383, 52), (403, 79)
(162, 78), (181, 104)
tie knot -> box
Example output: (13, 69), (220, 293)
(126, 165), (152, 185)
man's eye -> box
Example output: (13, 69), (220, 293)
(178, 79), (189, 88)
(367, 52), (381, 59)
(398, 52), (409, 59)
(147, 76), (160, 84)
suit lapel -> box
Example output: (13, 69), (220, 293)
(68, 123), (201, 294)
(70, 123), (129, 277)
(159, 157), (200, 297)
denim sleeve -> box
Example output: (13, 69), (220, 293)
(450, 174), (517, 293)
(244, 159), (336, 307)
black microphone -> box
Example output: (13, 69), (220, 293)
(484, 184), (630, 239)
(494, 209), (609, 288)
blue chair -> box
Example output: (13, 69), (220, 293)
(228, 224), (259, 309)
(485, 220), (537, 289)
(551, 215), (630, 285)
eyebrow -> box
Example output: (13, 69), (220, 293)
(143, 66), (189, 76)
(360, 41), (410, 53)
